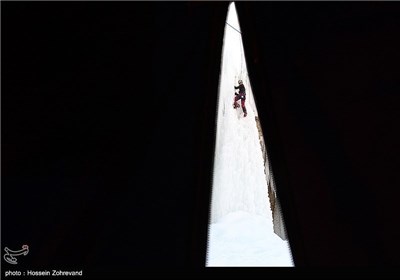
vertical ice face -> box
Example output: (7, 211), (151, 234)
(207, 3), (293, 267)
(210, 2), (270, 225)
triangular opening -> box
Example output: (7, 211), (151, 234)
(206, 2), (294, 267)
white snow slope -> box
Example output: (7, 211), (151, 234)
(207, 3), (293, 267)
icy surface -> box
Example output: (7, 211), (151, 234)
(207, 3), (293, 267)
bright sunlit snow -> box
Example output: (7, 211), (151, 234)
(207, 3), (293, 267)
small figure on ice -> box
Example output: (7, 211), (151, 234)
(233, 80), (247, 117)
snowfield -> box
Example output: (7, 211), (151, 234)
(207, 211), (293, 266)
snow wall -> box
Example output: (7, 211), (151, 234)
(210, 3), (271, 224)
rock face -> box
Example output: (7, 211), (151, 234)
(255, 116), (287, 241)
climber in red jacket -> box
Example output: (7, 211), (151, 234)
(233, 80), (247, 117)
